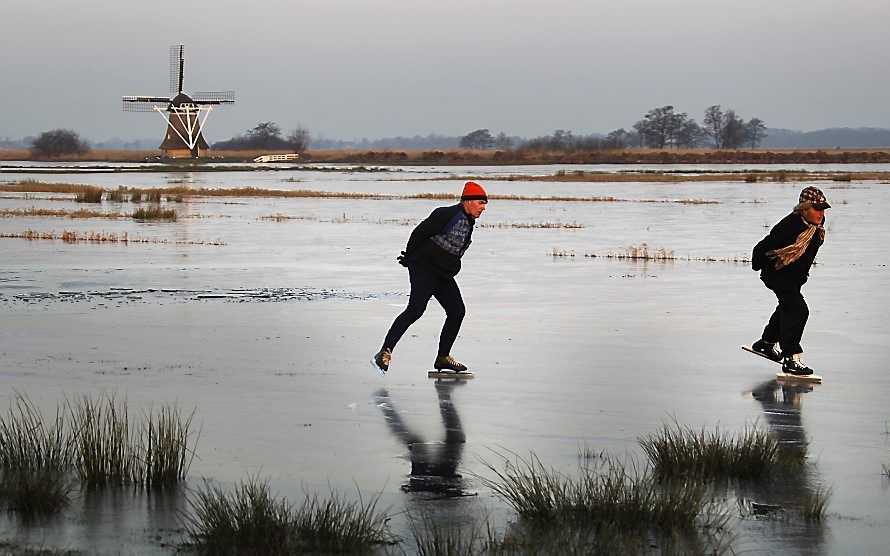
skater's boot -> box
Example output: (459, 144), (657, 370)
(782, 353), (814, 376)
(371, 348), (392, 377)
(434, 354), (467, 372)
(751, 339), (782, 362)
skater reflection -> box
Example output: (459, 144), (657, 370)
(376, 380), (467, 497)
(746, 379), (825, 550)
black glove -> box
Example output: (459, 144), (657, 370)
(397, 251), (409, 267)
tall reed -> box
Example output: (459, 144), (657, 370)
(68, 393), (137, 486)
(136, 404), (198, 488)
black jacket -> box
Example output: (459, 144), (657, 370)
(752, 212), (823, 289)
(403, 204), (474, 278)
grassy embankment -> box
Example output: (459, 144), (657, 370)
(3, 147), (890, 165)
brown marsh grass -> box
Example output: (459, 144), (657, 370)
(552, 245), (752, 264)
(480, 221), (585, 229)
(132, 205), (178, 221)
(0, 207), (127, 219)
(0, 229), (224, 245)
(75, 186), (103, 203)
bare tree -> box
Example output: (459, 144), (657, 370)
(703, 105), (725, 149)
(30, 129), (90, 157)
(287, 125), (311, 153)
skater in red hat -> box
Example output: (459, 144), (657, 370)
(371, 182), (488, 376)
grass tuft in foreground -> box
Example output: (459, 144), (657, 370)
(182, 476), (395, 554)
(0, 393), (72, 515)
(474, 450), (730, 552)
(639, 420), (777, 480)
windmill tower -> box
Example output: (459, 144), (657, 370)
(123, 45), (234, 158)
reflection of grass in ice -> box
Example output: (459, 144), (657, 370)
(182, 476), (396, 553)
(408, 510), (485, 556)
(639, 420), (778, 480)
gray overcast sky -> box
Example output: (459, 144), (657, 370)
(2, 0), (889, 142)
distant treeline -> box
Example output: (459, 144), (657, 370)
(4, 127), (890, 152)
(760, 127), (890, 149)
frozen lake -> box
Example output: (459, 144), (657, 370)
(1, 164), (888, 553)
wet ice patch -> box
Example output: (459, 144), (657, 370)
(3, 286), (375, 306)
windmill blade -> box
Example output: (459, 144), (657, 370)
(123, 96), (171, 112)
(193, 91), (235, 106)
(169, 44), (185, 95)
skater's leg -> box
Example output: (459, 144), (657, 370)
(774, 288), (808, 356)
(382, 263), (440, 350)
(761, 305), (782, 345)
(433, 278), (465, 357)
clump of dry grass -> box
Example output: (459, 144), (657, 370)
(0, 207), (126, 219)
(584, 244), (676, 261)
(75, 186), (103, 203)
(106, 188), (128, 202)
(0, 229), (224, 245)
(182, 476), (396, 554)
(639, 420), (777, 480)
(132, 205), (177, 221)
(67, 393), (198, 488)
(474, 450), (731, 552)
(481, 221), (585, 229)
(801, 485), (832, 520)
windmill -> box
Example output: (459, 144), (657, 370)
(123, 45), (234, 158)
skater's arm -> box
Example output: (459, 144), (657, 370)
(403, 206), (458, 259)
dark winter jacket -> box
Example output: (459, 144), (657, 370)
(402, 204), (475, 278)
(752, 212), (824, 289)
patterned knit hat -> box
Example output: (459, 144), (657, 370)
(797, 186), (830, 210)
(461, 181), (488, 201)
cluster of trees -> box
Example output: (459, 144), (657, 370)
(29, 129), (91, 157)
(213, 122), (311, 152)
(607, 105), (767, 150)
(521, 129), (625, 152)
(459, 129), (516, 150)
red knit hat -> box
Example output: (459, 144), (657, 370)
(461, 181), (487, 201)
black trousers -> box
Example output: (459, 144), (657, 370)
(761, 280), (809, 356)
(383, 262), (465, 357)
